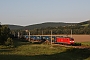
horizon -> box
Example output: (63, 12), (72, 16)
(0, 0), (90, 26)
(1, 20), (89, 26)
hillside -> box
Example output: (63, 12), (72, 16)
(6, 20), (90, 30)
(6, 22), (76, 30)
(22, 22), (77, 30)
(78, 20), (90, 26)
(7, 25), (24, 30)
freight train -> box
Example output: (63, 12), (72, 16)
(24, 35), (75, 45)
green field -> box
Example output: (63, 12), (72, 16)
(81, 42), (90, 46)
(0, 40), (90, 60)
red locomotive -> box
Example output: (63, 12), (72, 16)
(55, 37), (74, 45)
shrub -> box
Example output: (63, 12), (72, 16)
(73, 42), (81, 46)
(5, 38), (13, 46)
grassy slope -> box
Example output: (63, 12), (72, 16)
(0, 40), (90, 60)
(78, 20), (90, 28)
(81, 24), (89, 26)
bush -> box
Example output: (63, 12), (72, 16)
(5, 38), (13, 46)
(73, 42), (81, 46)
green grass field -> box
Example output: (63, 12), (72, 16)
(81, 24), (89, 26)
(81, 42), (90, 46)
(0, 39), (90, 60)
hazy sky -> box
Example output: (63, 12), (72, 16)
(0, 0), (90, 26)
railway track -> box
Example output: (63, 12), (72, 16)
(29, 39), (90, 49)
(52, 44), (90, 49)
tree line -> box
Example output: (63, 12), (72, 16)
(11, 24), (90, 36)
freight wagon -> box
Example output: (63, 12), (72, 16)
(55, 37), (74, 45)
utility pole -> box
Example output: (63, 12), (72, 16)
(42, 30), (43, 36)
(18, 32), (20, 39)
(14, 32), (15, 37)
(51, 30), (52, 45)
(29, 31), (30, 42)
(71, 23), (73, 38)
(71, 29), (72, 38)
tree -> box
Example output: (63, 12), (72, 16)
(0, 25), (10, 44)
(0, 23), (1, 44)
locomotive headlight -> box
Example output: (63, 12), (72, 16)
(70, 41), (72, 42)
(72, 41), (74, 42)
(70, 41), (74, 42)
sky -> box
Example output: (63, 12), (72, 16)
(0, 0), (90, 26)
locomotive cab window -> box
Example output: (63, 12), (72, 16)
(70, 38), (74, 40)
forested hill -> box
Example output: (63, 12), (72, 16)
(7, 22), (77, 30)
(7, 25), (24, 30)
(6, 20), (90, 30)
(22, 22), (77, 30)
